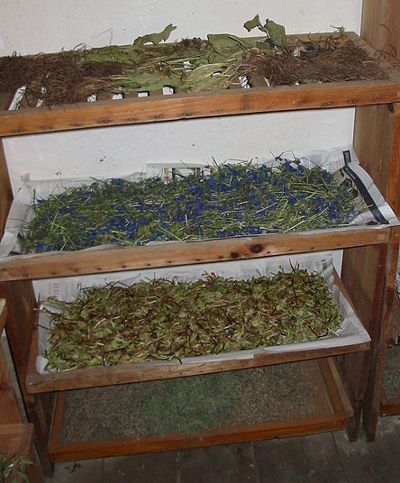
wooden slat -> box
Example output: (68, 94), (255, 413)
(0, 298), (6, 335)
(1, 79), (399, 137)
(26, 338), (370, 394)
(47, 359), (351, 462)
(0, 139), (13, 238)
(0, 423), (34, 456)
(0, 227), (395, 282)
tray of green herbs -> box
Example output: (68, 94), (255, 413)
(1, 17), (386, 108)
(21, 160), (363, 253)
(42, 268), (344, 371)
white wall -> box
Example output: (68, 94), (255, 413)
(0, 0), (362, 190)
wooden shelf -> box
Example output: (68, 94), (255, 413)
(25, 269), (370, 394)
(0, 226), (397, 282)
(0, 32), (399, 137)
(0, 3), (398, 468)
(47, 358), (352, 462)
(0, 423), (34, 457)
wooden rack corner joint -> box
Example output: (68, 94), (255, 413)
(0, 0), (399, 472)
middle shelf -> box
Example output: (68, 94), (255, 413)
(25, 252), (370, 393)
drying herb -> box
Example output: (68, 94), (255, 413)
(61, 363), (315, 441)
(0, 450), (31, 483)
(22, 161), (362, 253)
(0, 18), (386, 107)
(44, 268), (342, 371)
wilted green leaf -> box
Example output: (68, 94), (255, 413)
(207, 34), (252, 62)
(244, 15), (262, 32)
(180, 63), (233, 92)
(112, 69), (180, 91)
(264, 19), (287, 51)
(133, 23), (177, 47)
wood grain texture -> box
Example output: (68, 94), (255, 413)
(0, 347), (23, 424)
(1, 81), (399, 137)
(361, 0), (400, 63)
(0, 298), (6, 335)
(0, 423), (34, 456)
(0, 228), (392, 282)
(0, 139), (13, 238)
(26, 340), (369, 394)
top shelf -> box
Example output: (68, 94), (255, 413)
(0, 32), (399, 137)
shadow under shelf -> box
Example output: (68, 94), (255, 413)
(48, 358), (352, 462)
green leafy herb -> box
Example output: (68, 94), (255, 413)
(44, 268), (342, 371)
(133, 24), (177, 47)
(0, 450), (32, 483)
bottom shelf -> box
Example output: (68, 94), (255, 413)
(381, 345), (400, 416)
(49, 358), (352, 462)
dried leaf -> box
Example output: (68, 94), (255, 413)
(244, 15), (262, 32)
(264, 19), (287, 51)
(133, 23), (177, 47)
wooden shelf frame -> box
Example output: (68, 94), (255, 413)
(47, 358), (352, 462)
(0, 32), (399, 137)
(0, 227), (395, 282)
(25, 269), (369, 394)
(0, 3), (399, 470)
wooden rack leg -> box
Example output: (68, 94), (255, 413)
(340, 242), (391, 440)
(0, 281), (54, 475)
(362, 236), (399, 439)
(350, 97), (400, 442)
(0, 139), (13, 239)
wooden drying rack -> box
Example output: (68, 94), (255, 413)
(0, 11), (399, 474)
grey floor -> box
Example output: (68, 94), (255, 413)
(48, 415), (400, 483)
